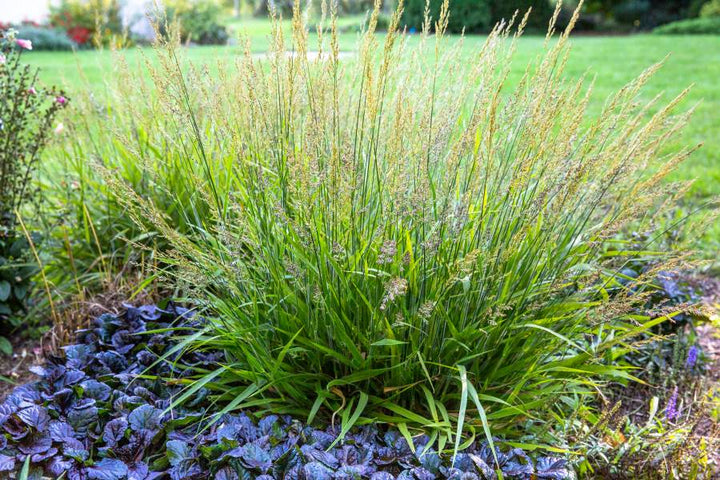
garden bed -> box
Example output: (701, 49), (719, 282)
(0, 304), (573, 480)
(2, 3), (720, 478)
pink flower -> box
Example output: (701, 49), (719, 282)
(54, 122), (64, 134)
(16, 39), (32, 50)
(28, 87), (37, 95)
(56, 96), (67, 105)
(0, 53), (5, 65)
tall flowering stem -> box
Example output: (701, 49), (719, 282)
(0, 28), (67, 330)
(0, 28), (68, 231)
(665, 387), (679, 422)
(685, 345), (698, 368)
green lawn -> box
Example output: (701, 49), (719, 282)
(23, 29), (720, 250)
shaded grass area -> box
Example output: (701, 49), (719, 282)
(24, 32), (720, 250)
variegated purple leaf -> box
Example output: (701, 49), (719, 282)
(86, 458), (129, 479)
(16, 406), (50, 431)
(240, 442), (272, 472)
(0, 454), (15, 472)
(81, 380), (112, 401)
(103, 417), (128, 447)
(128, 404), (161, 432)
(536, 456), (573, 480)
(303, 461), (334, 480)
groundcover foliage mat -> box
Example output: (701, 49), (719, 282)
(0, 305), (572, 479)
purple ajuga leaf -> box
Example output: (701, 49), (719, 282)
(303, 461), (335, 480)
(64, 344), (95, 370)
(128, 404), (162, 432)
(67, 401), (99, 434)
(449, 472), (480, 480)
(114, 430), (154, 463)
(60, 369), (87, 387)
(96, 351), (128, 373)
(258, 414), (279, 435)
(370, 473), (396, 480)
(336, 464), (375, 479)
(0, 454), (15, 472)
(86, 458), (130, 480)
(64, 437), (90, 462)
(408, 467), (436, 480)
(418, 448), (442, 473)
(44, 388), (75, 413)
(103, 418), (129, 447)
(166, 439), (193, 466)
(18, 431), (52, 455)
(214, 467), (239, 480)
(301, 444), (339, 469)
(81, 380), (112, 402)
(468, 453), (496, 480)
(48, 456), (76, 477)
(3, 416), (30, 440)
(111, 330), (136, 354)
(239, 442), (272, 472)
(10, 384), (42, 404)
(128, 304), (163, 322)
(536, 456), (573, 479)
(16, 406), (50, 431)
(31, 446), (58, 462)
(127, 461), (150, 480)
(113, 394), (145, 413)
(168, 461), (203, 480)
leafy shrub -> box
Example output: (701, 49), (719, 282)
(165, 0), (230, 45)
(13, 25), (77, 51)
(583, 0), (696, 30)
(401, 0), (562, 34)
(700, 0), (720, 16)
(338, 0), (376, 15)
(612, 0), (652, 25)
(0, 303), (575, 478)
(491, 0), (558, 32)
(653, 15), (720, 33)
(0, 234), (38, 352)
(402, 0), (492, 33)
(50, 0), (126, 47)
(0, 29), (67, 349)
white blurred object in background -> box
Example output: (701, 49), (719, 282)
(0, 0), (60, 24)
(0, 0), (159, 41)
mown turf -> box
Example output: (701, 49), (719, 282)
(23, 29), (720, 251)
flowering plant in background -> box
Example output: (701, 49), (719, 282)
(66, 25), (92, 44)
(0, 28), (67, 352)
(15, 38), (32, 50)
(50, 0), (127, 48)
(685, 344), (698, 368)
(665, 387), (680, 421)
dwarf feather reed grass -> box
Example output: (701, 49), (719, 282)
(42, 0), (711, 453)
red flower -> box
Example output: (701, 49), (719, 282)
(67, 26), (92, 45)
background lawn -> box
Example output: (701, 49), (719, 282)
(24, 27), (720, 254)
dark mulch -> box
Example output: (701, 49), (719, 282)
(0, 336), (46, 400)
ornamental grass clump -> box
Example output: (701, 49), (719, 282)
(68, 0), (708, 451)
